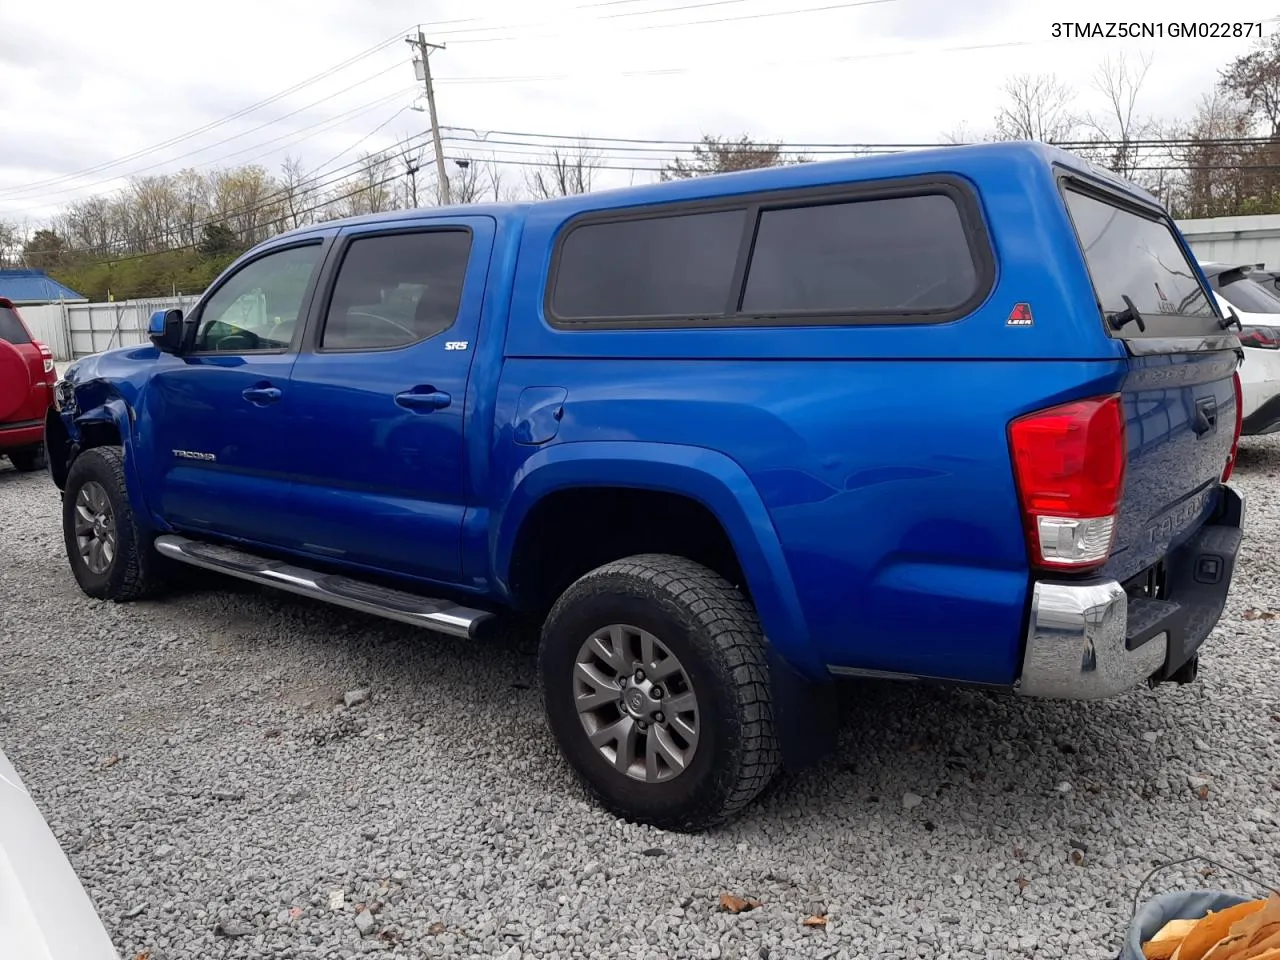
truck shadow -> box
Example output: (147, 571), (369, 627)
(153, 576), (1250, 851)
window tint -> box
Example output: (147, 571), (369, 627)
(196, 243), (322, 352)
(321, 231), (472, 350)
(551, 210), (745, 320)
(0, 306), (31, 344)
(741, 194), (978, 315)
(1063, 188), (1218, 336)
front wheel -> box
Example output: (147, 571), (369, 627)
(539, 554), (781, 832)
(62, 446), (165, 601)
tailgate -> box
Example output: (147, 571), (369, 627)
(1061, 182), (1239, 582)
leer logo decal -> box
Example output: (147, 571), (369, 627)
(1006, 303), (1034, 326)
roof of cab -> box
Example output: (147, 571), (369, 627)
(276, 140), (1158, 242)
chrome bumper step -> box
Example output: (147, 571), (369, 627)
(153, 534), (495, 640)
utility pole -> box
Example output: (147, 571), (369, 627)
(406, 29), (451, 206)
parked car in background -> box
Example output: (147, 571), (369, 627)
(1199, 262), (1280, 435)
(0, 749), (119, 958)
(48, 143), (1247, 830)
(0, 297), (57, 471)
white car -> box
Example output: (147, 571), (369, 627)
(1199, 261), (1280, 436)
(0, 750), (119, 958)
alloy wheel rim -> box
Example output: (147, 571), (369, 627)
(73, 481), (116, 575)
(572, 624), (700, 783)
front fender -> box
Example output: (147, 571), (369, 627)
(492, 440), (822, 679)
(66, 394), (156, 535)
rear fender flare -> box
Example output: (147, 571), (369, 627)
(493, 440), (822, 678)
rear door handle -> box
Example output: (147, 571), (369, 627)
(242, 385), (282, 405)
(395, 388), (452, 412)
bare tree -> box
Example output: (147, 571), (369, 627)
(939, 121), (997, 145)
(63, 195), (119, 254)
(485, 160), (519, 201)
(448, 156), (486, 204)
(1081, 52), (1155, 178)
(993, 73), (1079, 143)
(0, 220), (19, 268)
(1168, 91), (1256, 218)
(397, 136), (428, 208)
(525, 143), (600, 198)
(173, 168), (211, 247)
(1220, 31), (1280, 138)
(325, 151), (399, 220)
(661, 134), (808, 180)
(277, 155), (317, 231)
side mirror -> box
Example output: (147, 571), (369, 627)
(148, 308), (185, 354)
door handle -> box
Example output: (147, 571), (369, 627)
(242, 385), (282, 405)
(395, 388), (451, 412)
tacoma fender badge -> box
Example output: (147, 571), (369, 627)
(172, 449), (217, 462)
(1006, 303), (1034, 326)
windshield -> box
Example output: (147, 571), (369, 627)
(1062, 186), (1219, 338)
(1218, 275), (1280, 315)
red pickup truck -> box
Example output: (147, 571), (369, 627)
(0, 297), (57, 472)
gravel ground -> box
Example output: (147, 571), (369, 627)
(1, 442), (1279, 960)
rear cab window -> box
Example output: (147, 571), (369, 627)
(547, 178), (993, 328)
(0, 306), (32, 345)
(1060, 183), (1221, 340)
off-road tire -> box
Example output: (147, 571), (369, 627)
(62, 446), (165, 601)
(539, 554), (781, 832)
(6, 444), (45, 472)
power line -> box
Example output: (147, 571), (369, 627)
(71, 130), (435, 260)
(0, 30), (408, 200)
(89, 170), (409, 267)
(299, 105), (415, 181)
(1, 67), (413, 213)
(441, 127), (1280, 152)
(434, 0), (903, 44)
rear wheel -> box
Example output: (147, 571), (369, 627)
(539, 554), (780, 832)
(7, 444), (45, 472)
(62, 446), (165, 601)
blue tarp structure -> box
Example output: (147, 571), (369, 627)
(0, 269), (86, 305)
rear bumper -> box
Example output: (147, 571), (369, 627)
(1241, 392), (1280, 436)
(1016, 485), (1244, 700)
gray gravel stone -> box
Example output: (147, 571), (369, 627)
(3, 437), (1280, 959)
(343, 688), (370, 708)
(353, 909), (375, 937)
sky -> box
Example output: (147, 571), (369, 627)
(0, 0), (1274, 224)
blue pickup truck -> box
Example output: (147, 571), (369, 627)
(46, 142), (1246, 831)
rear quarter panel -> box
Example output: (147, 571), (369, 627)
(491, 357), (1128, 684)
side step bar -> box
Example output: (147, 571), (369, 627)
(153, 534), (496, 640)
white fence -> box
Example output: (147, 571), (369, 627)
(18, 296), (200, 361)
(18, 304), (74, 360)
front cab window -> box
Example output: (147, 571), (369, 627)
(194, 243), (324, 352)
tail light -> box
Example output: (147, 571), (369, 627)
(1239, 326), (1279, 349)
(1223, 371), (1243, 483)
(36, 341), (54, 375)
(1009, 394), (1126, 572)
